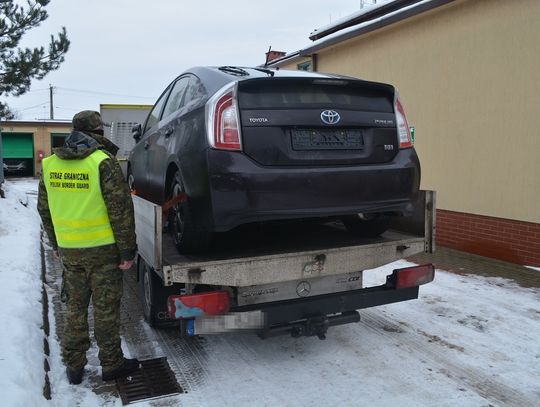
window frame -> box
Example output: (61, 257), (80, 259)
(297, 60), (312, 71)
(161, 75), (191, 120)
(143, 83), (174, 134)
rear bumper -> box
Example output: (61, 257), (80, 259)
(206, 148), (420, 231)
(177, 264), (434, 337)
(187, 286), (418, 337)
(189, 284), (420, 337)
(235, 285), (419, 326)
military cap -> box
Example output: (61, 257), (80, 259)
(72, 110), (104, 132)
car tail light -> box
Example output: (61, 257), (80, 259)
(167, 291), (230, 319)
(394, 92), (412, 149)
(206, 83), (242, 151)
(388, 264), (435, 289)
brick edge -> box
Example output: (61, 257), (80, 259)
(436, 209), (540, 267)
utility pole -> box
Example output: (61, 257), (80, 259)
(49, 84), (54, 120)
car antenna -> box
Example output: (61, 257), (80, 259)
(253, 67), (275, 77)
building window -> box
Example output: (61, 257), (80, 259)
(297, 61), (312, 71)
(51, 133), (69, 149)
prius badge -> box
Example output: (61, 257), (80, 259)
(320, 110), (340, 125)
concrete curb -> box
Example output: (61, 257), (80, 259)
(40, 232), (52, 400)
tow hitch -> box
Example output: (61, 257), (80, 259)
(260, 311), (361, 340)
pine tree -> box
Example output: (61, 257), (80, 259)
(0, 0), (69, 120)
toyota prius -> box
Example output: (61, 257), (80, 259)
(128, 66), (420, 253)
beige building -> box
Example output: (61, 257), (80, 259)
(1, 104), (152, 179)
(269, 0), (540, 266)
(0, 120), (72, 177)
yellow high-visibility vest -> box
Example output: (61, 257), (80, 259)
(42, 149), (116, 248)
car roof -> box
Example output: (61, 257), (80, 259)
(172, 66), (394, 99)
(182, 66), (360, 92)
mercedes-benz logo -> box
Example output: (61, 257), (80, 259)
(296, 281), (311, 297)
(320, 110), (341, 125)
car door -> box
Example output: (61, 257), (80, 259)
(130, 84), (172, 199)
(165, 75), (208, 198)
(146, 76), (191, 201)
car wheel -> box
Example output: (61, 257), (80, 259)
(341, 214), (389, 238)
(169, 171), (212, 253)
(138, 256), (177, 328)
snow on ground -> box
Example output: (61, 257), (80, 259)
(1, 179), (540, 406)
(0, 179), (45, 406)
(185, 262), (540, 407)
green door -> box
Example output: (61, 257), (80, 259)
(1, 133), (34, 176)
(2, 133), (34, 158)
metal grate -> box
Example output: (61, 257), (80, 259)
(108, 121), (138, 157)
(116, 357), (183, 405)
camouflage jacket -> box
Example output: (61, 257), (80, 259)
(37, 130), (137, 262)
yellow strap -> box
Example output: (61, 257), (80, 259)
(57, 227), (114, 242)
(54, 216), (110, 228)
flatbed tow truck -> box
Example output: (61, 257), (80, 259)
(133, 191), (436, 340)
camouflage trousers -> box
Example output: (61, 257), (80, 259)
(60, 245), (124, 372)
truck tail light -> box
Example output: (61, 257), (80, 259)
(206, 84), (242, 151)
(388, 264), (435, 289)
(394, 93), (412, 149)
(167, 291), (230, 319)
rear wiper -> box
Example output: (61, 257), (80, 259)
(218, 66), (250, 76)
(252, 67), (275, 77)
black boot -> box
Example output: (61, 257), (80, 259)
(66, 366), (84, 385)
(102, 358), (140, 381)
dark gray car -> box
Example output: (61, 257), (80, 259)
(128, 67), (420, 253)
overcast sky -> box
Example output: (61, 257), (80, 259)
(4, 0), (385, 121)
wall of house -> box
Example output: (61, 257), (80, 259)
(312, 0), (539, 226)
(275, 0), (540, 265)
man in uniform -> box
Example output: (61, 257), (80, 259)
(37, 110), (139, 384)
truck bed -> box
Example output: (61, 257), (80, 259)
(164, 221), (419, 262)
(133, 191), (435, 287)
(162, 226), (425, 287)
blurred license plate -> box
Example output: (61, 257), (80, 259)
(193, 312), (265, 334)
(292, 129), (364, 150)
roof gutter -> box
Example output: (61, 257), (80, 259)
(268, 0), (455, 67)
(0, 120), (72, 126)
(263, 51), (302, 68)
(309, 0), (420, 41)
(303, 0), (455, 55)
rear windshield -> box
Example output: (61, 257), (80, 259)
(238, 80), (393, 112)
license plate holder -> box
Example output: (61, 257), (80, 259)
(291, 129), (364, 150)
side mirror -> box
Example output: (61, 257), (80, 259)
(132, 124), (142, 143)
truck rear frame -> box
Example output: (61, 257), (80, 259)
(133, 190), (436, 338)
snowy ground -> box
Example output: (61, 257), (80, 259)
(1, 179), (540, 407)
(0, 179), (45, 407)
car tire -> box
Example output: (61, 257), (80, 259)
(341, 214), (390, 238)
(138, 256), (177, 328)
(168, 171), (213, 253)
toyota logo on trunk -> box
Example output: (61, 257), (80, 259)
(320, 110), (340, 125)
